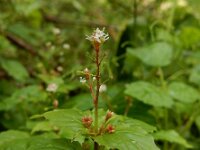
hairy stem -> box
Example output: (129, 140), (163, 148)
(94, 44), (100, 134)
(94, 43), (101, 150)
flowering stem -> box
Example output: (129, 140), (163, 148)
(94, 44), (100, 134)
(85, 27), (109, 150)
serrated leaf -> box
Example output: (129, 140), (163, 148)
(27, 138), (81, 150)
(43, 109), (85, 144)
(0, 136), (81, 150)
(153, 130), (192, 148)
(128, 42), (173, 67)
(0, 58), (28, 81)
(94, 116), (159, 150)
(168, 82), (200, 103)
(125, 81), (173, 108)
(123, 118), (156, 133)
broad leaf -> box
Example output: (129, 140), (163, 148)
(153, 130), (192, 148)
(0, 130), (29, 147)
(43, 109), (85, 144)
(128, 42), (173, 67)
(0, 85), (47, 110)
(31, 121), (53, 134)
(189, 65), (200, 86)
(27, 138), (81, 150)
(94, 116), (159, 150)
(168, 82), (200, 103)
(125, 81), (173, 108)
(0, 58), (28, 81)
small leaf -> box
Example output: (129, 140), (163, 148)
(153, 130), (192, 148)
(128, 42), (173, 67)
(0, 58), (29, 81)
(125, 81), (173, 108)
(168, 82), (200, 103)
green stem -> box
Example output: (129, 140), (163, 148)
(158, 67), (168, 150)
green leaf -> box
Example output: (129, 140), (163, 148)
(0, 35), (16, 56)
(195, 116), (200, 131)
(128, 42), (173, 67)
(94, 116), (159, 150)
(189, 65), (200, 86)
(179, 27), (200, 48)
(0, 85), (47, 110)
(27, 138), (81, 150)
(168, 82), (200, 103)
(0, 58), (28, 81)
(153, 130), (192, 148)
(123, 118), (156, 133)
(0, 135), (81, 150)
(43, 109), (85, 144)
(31, 121), (53, 134)
(63, 93), (106, 110)
(125, 81), (173, 108)
(0, 130), (29, 147)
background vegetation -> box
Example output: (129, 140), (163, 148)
(0, 0), (200, 149)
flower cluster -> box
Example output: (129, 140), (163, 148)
(86, 28), (109, 44)
(46, 83), (58, 93)
(82, 116), (93, 128)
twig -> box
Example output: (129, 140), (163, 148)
(5, 32), (37, 56)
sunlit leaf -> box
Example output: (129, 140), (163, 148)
(125, 81), (173, 108)
(128, 42), (173, 67)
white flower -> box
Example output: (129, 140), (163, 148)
(46, 42), (52, 47)
(86, 28), (109, 44)
(57, 66), (63, 72)
(52, 27), (61, 35)
(177, 0), (187, 7)
(93, 77), (96, 81)
(80, 77), (86, 84)
(63, 43), (70, 49)
(84, 68), (89, 73)
(46, 83), (58, 92)
(99, 84), (107, 93)
(160, 2), (172, 11)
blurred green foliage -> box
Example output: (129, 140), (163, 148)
(0, 0), (200, 149)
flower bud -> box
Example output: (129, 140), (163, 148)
(82, 116), (93, 128)
(53, 99), (59, 109)
(105, 110), (114, 121)
(84, 68), (90, 80)
(106, 124), (115, 134)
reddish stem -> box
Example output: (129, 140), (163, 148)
(94, 42), (100, 134)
